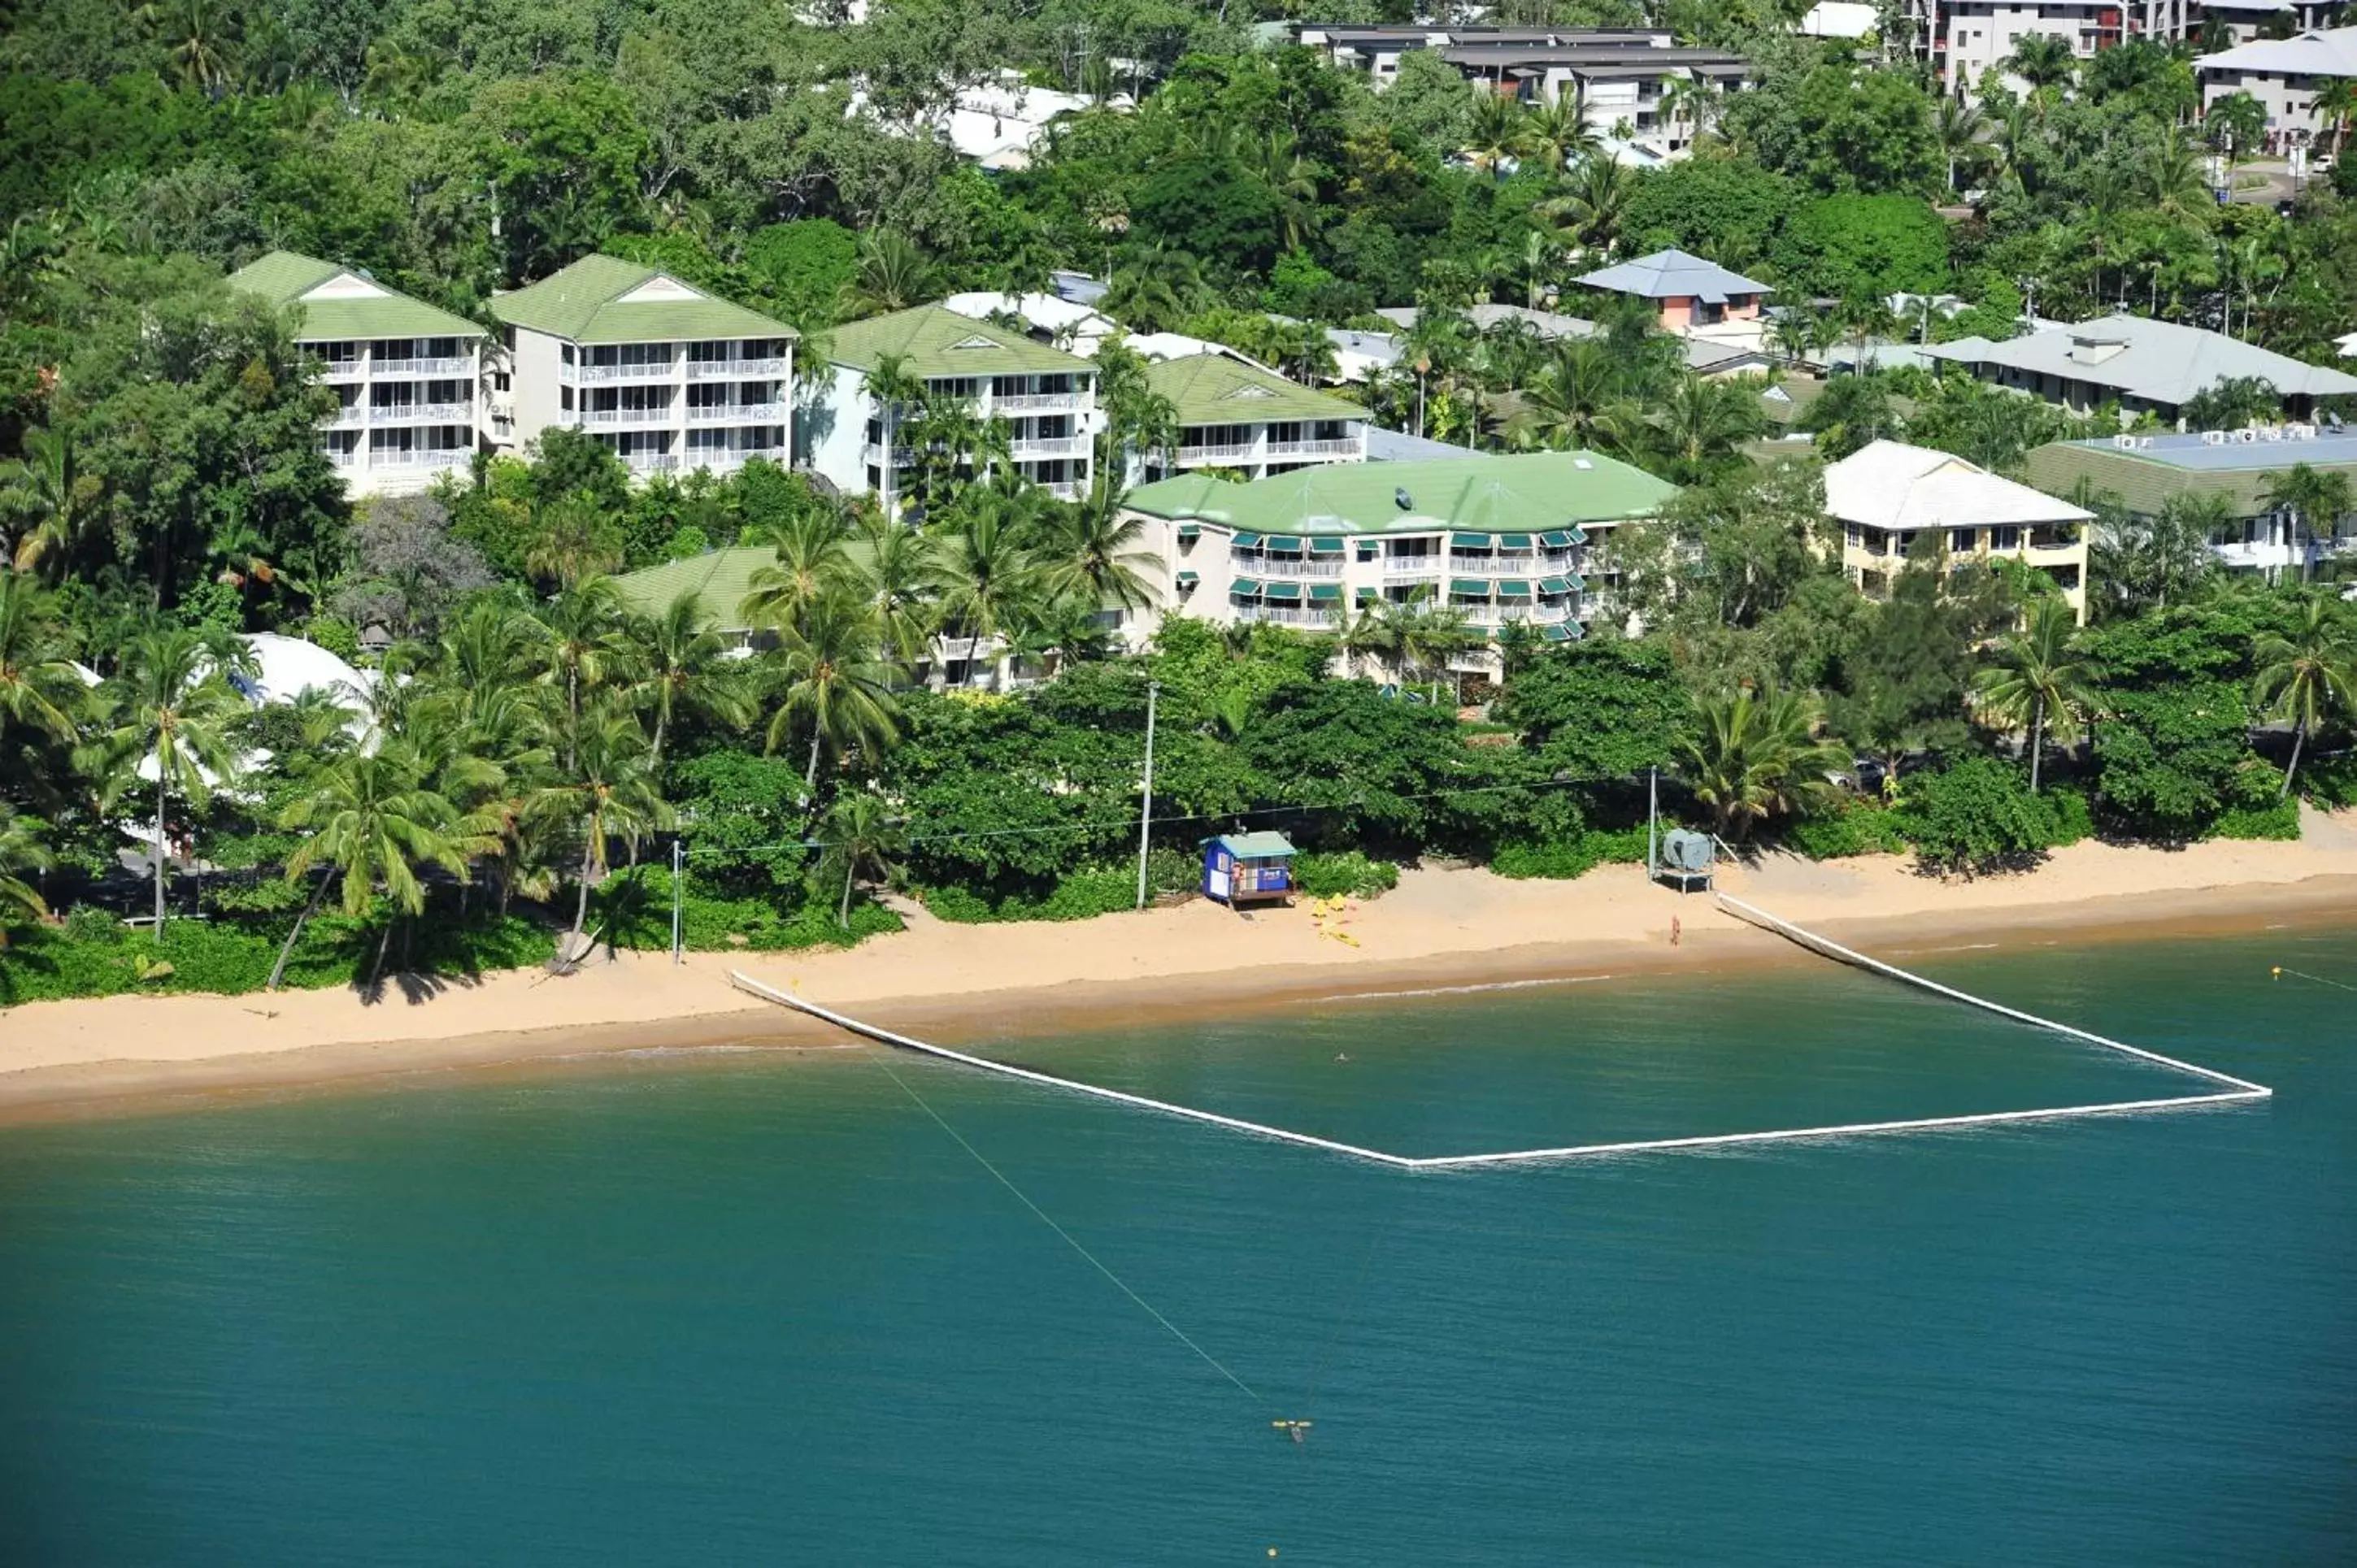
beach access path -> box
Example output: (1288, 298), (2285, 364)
(5, 814), (2357, 1118)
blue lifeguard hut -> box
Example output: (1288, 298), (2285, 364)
(1202, 832), (1298, 907)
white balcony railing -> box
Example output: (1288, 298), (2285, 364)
(580, 360), (676, 383)
(369, 448), (470, 470)
(1251, 558), (1346, 579)
(993, 392), (1086, 414)
(1383, 557), (1442, 577)
(319, 360), (365, 381)
(687, 402), (784, 425)
(1234, 606), (1332, 628)
(1176, 443), (1258, 464)
(328, 405), (367, 428)
(685, 445), (787, 471)
(369, 402), (472, 425)
(373, 356), (472, 377)
(1041, 481), (1083, 500)
(1263, 438), (1361, 459)
(624, 452), (681, 473)
(687, 357), (788, 380)
(1011, 436), (1089, 459)
(582, 406), (675, 428)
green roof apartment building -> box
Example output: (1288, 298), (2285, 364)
(1137, 351), (1370, 483)
(2028, 428), (2357, 579)
(229, 250), (487, 496)
(807, 305), (1099, 502)
(488, 255), (796, 479)
(1121, 452), (1676, 673)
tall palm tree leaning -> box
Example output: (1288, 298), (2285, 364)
(861, 353), (928, 527)
(1677, 682), (1845, 840)
(1933, 95), (1987, 195)
(768, 589), (902, 793)
(273, 741), (485, 990)
(626, 588), (750, 773)
(817, 792), (907, 929)
(1972, 597), (2093, 793)
(927, 496), (1044, 691)
(2252, 597), (2355, 801)
(1041, 473), (1159, 616)
(528, 699), (672, 962)
(93, 624), (251, 932)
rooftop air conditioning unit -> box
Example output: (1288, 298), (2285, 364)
(2202, 430), (2228, 445)
(2137, 436), (2156, 449)
(2238, 428), (2259, 443)
(2113, 433), (2137, 450)
(2263, 426), (2285, 441)
(2292, 423), (2318, 440)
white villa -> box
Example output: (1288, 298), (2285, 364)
(229, 251), (485, 496)
(487, 255), (796, 480)
(1824, 440), (2094, 621)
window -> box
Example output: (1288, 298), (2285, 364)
(1991, 525), (2020, 550)
(561, 388), (574, 411)
(1845, 523), (1863, 548)
(1950, 527), (1977, 554)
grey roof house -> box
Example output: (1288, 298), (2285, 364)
(1925, 315), (2357, 423)
(1574, 248), (1772, 328)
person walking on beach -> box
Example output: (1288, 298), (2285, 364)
(1670, 915), (1681, 947)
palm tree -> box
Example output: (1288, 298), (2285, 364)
(842, 230), (941, 318)
(1972, 597), (2093, 793)
(860, 353), (928, 526)
(1659, 74), (1719, 148)
(2252, 597), (2355, 800)
(1677, 683), (1844, 839)
(1398, 602), (1479, 704)
(2316, 78), (2357, 157)
(1647, 376), (1766, 484)
(1528, 96), (1601, 172)
(275, 741), (485, 989)
(2142, 129), (2213, 219)
(741, 509), (857, 632)
(0, 428), (95, 576)
(2260, 464), (2355, 569)
(851, 515), (937, 668)
(529, 700), (672, 958)
(524, 495), (622, 589)
(2006, 33), (2078, 106)
(1507, 340), (1640, 453)
(0, 570), (83, 744)
(766, 590), (901, 790)
(1039, 476), (1159, 614)
(817, 791), (907, 928)
(927, 498), (1044, 689)
(625, 589), (750, 771)
(1463, 89), (1532, 180)
(154, 0), (239, 96)
(1933, 95), (1987, 194)
(93, 624), (250, 932)
(1541, 155), (1629, 257)
(533, 576), (632, 745)
(0, 808), (50, 931)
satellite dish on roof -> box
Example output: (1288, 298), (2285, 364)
(1395, 487), (1412, 510)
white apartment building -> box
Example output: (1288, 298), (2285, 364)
(1914, 0), (2349, 100)
(2198, 25), (2357, 146)
(1136, 350), (1370, 484)
(229, 250), (485, 497)
(803, 304), (1098, 504)
(489, 255), (795, 480)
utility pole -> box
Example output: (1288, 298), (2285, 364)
(1646, 766), (1659, 884)
(1135, 680), (1159, 910)
(671, 839), (684, 965)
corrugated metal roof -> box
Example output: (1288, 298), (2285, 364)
(2025, 439), (2357, 519)
(611, 546), (776, 632)
(1213, 831), (1297, 858)
(491, 254), (795, 345)
(1576, 248), (1772, 306)
(229, 250), (485, 341)
(826, 304), (1090, 377)
(1146, 353), (1368, 427)
(1924, 315), (2357, 409)
(1123, 451), (1676, 536)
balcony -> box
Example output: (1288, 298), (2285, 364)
(1176, 442), (1259, 465)
(686, 356), (788, 380)
(623, 452), (681, 474)
(687, 402), (784, 426)
(1234, 606), (1332, 628)
(328, 404), (367, 428)
(373, 355), (472, 377)
(583, 405), (675, 428)
(1383, 557), (1442, 577)
(1263, 438), (1361, 460)
(1011, 435), (1089, 459)
(685, 445), (788, 471)
(369, 448), (470, 471)
(576, 360), (677, 383)
(1249, 556), (1345, 579)
(319, 360), (365, 382)
(368, 402), (472, 425)
(992, 391), (1087, 414)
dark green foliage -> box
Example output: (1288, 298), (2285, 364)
(1783, 801), (1910, 860)
(2082, 603), (2276, 839)
(672, 749), (813, 893)
(1130, 158), (1283, 279)
(594, 866), (901, 951)
(1771, 193), (1950, 302)
(1292, 851), (1399, 899)
(1895, 756), (2058, 875)
(1489, 826), (1650, 880)
(1619, 161), (1798, 272)
(1494, 641), (1690, 780)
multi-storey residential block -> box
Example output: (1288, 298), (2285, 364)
(1912, 0), (2349, 101)
(489, 255), (795, 480)
(2198, 25), (2357, 149)
(806, 305), (1099, 503)
(2029, 428), (2357, 581)
(1119, 453), (1677, 674)
(1924, 314), (2357, 423)
(1136, 352), (1369, 484)
(229, 250), (485, 497)
(1824, 441), (2094, 622)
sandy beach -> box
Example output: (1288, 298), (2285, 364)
(7, 811), (2357, 1120)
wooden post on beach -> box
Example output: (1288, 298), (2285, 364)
(1136, 681), (1159, 910)
(1646, 767), (1658, 884)
(671, 839), (684, 965)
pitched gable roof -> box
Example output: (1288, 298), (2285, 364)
(229, 250), (485, 341)
(490, 254), (795, 345)
(1123, 451), (1674, 535)
(824, 303), (1093, 377)
(1824, 440), (2091, 532)
(1144, 352), (1367, 426)
(1924, 315), (2357, 409)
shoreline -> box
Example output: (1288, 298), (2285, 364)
(6, 833), (2357, 1126)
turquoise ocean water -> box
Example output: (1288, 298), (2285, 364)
(0, 927), (2351, 1563)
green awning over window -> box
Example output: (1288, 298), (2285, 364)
(1231, 532), (1263, 549)
(1449, 577), (1491, 597)
(1263, 534), (1304, 554)
(1496, 580), (1533, 599)
(1450, 532), (1493, 549)
(1498, 532), (1533, 549)
(1176, 523), (1201, 540)
(1538, 529), (1573, 549)
(1542, 623), (1575, 642)
(1175, 570), (1199, 586)
(1569, 527), (1589, 545)
(1308, 582), (1342, 602)
(1263, 581), (1303, 602)
(1537, 576), (1570, 595)
(1562, 573), (1587, 593)
(1230, 577), (1263, 597)
(1309, 536), (1345, 554)
(1355, 586), (1381, 604)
